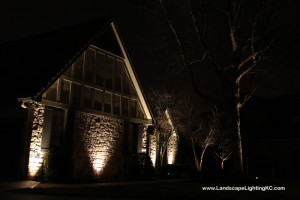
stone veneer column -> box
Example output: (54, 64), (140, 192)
(72, 112), (124, 180)
(149, 134), (157, 167)
(141, 125), (148, 153)
(167, 131), (178, 165)
(28, 104), (45, 178)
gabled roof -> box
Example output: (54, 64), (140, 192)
(0, 17), (113, 102)
(0, 17), (153, 121)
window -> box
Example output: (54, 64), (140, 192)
(84, 48), (95, 83)
(94, 89), (103, 111)
(122, 97), (129, 116)
(61, 80), (70, 104)
(137, 102), (145, 119)
(83, 86), (92, 108)
(72, 83), (81, 106)
(130, 99), (136, 118)
(114, 61), (122, 91)
(122, 70), (130, 94)
(104, 92), (112, 113)
(45, 80), (58, 101)
(129, 83), (136, 96)
(95, 51), (104, 86)
(104, 56), (113, 89)
(73, 54), (84, 80)
(113, 95), (121, 115)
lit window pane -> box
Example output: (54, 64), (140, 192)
(72, 83), (81, 106)
(83, 87), (92, 108)
(73, 54), (84, 80)
(104, 56), (113, 89)
(45, 80), (58, 101)
(104, 92), (112, 113)
(122, 97), (129, 116)
(122, 70), (130, 94)
(61, 80), (70, 104)
(137, 103), (145, 119)
(114, 61), (122, 91)
(95, 52), (104, 86)
(94, 89), (103, 111)
(114, 95), (121, 115)
(130, 99), (136, 118)
(84, 48), (94, 83)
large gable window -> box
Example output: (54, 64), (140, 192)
(114, 61), (122, 91)
(130, 99), (136, 118)
(113, 95), (121, 115)
(73, 54), (84, 80)
(44, 80), (58, 101)
(104, 92), (112, 113)
(84, 48), (95, 83)
(72, 83), (81, 106)
(83, 86), (92, 108)
(94, 89), (103, 111)
(104, 56), (113, 89)
(122, 97), (129, 116)
(95, 51), (104, 86)
(61, 80), (70, 104)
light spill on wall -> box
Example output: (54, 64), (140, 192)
(28, 104), (45, 177)
(165, 109), (178, 165)
(141, 125), (148, 153)
(167, 132), (178, 164)
(73, 112), (124, 178)
(149, 134), (157, 167)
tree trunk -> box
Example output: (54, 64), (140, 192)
(199, 147), (206, 173)
(221, 160), (224, 171)
(191, 138), (200, 171)
(232, 82), (244, 177)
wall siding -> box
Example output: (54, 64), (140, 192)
(28, 104), (45, 178)
(72, 111), (125, 180)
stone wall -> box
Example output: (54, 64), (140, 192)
(28, 104), (45, 178)
(167, 131), (178, 165)
(149, 134), (157, 166)
(141, 125), (148, 153)
(72, 112), (124, 180)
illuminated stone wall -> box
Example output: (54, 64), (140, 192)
(141, 125), (148, 153)
(149, 134), (157, 167)
(167, 131), (178, 165)
(72, 112), (124, 180)
(28, 104), (45, 178)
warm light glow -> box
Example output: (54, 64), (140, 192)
(149, 134), (157, 167)
(28, 105), (45, 178)
(167, 154), (174, 165)
(165, 109), (178, 165)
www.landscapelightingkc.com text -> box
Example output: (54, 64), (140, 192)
(202, 186), (285, 191)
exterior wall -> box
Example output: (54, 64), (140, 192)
(149, 134), (157, 167)
(141, 125), (148, 153)
(28, 104), (45, 178)
(72, 111), (125, 180)
(167, 132), (178, 165)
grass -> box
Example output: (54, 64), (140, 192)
(12, 179), (299, 200)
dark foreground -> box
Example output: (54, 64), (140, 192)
(2, 178), (300, 200)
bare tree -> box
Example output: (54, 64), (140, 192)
(213, 131), (233, 171)
(193, 106), (219, 172)
(147, 89), (180, 165)
(141, 0), (289, 177)
(179, 94), (219, 173)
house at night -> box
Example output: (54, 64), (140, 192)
(0, 17), (179, 181)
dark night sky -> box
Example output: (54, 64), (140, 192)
(1, 0), (300, 97)
(0, 0), (166, 91)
